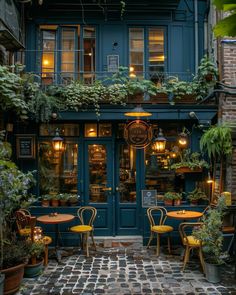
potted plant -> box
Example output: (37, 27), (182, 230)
(50, 193), (60, 207)
(200, 124), (232, 193)
(41, 194), (51, 207)
(196, 55), (218, 83)
(187, 187), (208, 205)
(24, 241), (45, 278)
(173, 192), (183, 206)
(0, 132), (35, 294)
(58, 193), (70, 206)
(68, 194), (79, 206)
(163, 192), (176, 206)
(193, 196), (226, 283)
(170, 149), (209, 173)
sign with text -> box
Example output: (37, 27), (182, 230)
(107, 55), (119, 72)
(142, 190), (157, 207)
(16, 135), (35, 159)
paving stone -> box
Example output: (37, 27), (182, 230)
(15, 246), (236, 295)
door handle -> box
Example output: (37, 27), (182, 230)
(102, 187), (112, 191)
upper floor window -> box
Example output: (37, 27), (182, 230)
(129, 27), (165, 81)
(40, 25), (96, 85)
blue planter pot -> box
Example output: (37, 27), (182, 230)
(24, 260), (44, 278)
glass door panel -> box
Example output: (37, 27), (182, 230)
(88, 144), (108, 203)
(118, 144), (136, 203)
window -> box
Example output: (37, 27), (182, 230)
(39, 25), (96, 85)
(129, 27), (165, 81)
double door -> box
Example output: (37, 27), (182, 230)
(83, 140), (141, 236)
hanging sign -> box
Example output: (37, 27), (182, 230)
(124, 120), (153, 148)
(16, 135), (36, 159)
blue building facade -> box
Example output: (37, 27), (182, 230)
(1, 0), (218, 243)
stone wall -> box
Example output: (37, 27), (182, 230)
(220, 40), (236, 199)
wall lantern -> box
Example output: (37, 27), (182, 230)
(206, 172), (213, 184)
(124, 105), (152, 118)
(152, 128), (166, 153)
(178, 131), (188, 146)
(52, 128), (64, 151)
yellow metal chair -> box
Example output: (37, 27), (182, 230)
(70, 206), (97, 257)
(15, 210), (52, 266)
(147, 206), (173, 256)
(179, 222), (205, 272)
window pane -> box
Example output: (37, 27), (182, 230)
(83, 27), (96, 84)
(99, 124), (112, 137)
(39, 124), (79, 136)
(85, 123), (97, 137)
(148, 28), (165, 81)
(61, 28), (76, 83)
(41, 30), (56, 85)
(39, 141), (78, 195)
(129, 28), (144, 78)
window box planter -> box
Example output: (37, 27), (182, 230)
(175, 167), (203, 173)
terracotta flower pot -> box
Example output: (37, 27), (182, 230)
(164, 200), (173, 206)
(41, 200), (50, 207)
(60, 200), (68, 206)
(174, 199), (181, 206)
(51, 199), (59, 207)
(2, 263), (25, 295)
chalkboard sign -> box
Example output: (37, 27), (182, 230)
(142, 190), (157, 207)
(16, 135), (35, 159)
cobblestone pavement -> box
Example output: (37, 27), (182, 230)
(17, 245), (236, 295)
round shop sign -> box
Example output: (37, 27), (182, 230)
(124, 120), (153, 148)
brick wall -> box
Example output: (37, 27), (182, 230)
(221, 40), (236, 199)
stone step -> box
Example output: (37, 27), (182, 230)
(94, 235), (143, 248)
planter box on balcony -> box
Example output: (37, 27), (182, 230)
(175, 167), (203, 173)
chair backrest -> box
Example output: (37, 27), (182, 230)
(179, 222), (203, 245)
(77, 206), (97, 226)
(147, 206), (167, 227)
(15, 210), (36, 241)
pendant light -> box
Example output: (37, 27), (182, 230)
(52, 128), (64, 151)
(152, 128), (167, 153)
(124, 105), (152, 117)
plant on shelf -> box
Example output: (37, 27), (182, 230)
(67, 194), (79, 206)
(57, 193), (72, 206)
(187, 187), (208, 205)
(196, 55), (218, 83)
(170, 149), (209, 172)
(41, 194), (51, 207)
(163, 192), (181, 206)
(193, 196), (226, 283)
(200, 124), (232, 192)
(0, 131), (36, 294)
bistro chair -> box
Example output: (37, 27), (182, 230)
(70, 206), (97, 257)
(15, 210), (52, 266)
(147, 206), (173, 256)
(179, 222), (205, 273)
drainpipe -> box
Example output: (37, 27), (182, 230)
(204, 0), (210, 54)
(194, 0), (198, 73)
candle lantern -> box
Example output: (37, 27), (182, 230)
(33, 226), (43, 242)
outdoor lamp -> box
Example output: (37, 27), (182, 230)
(152, 129), (166, 153)
(124, 105), (152, 117)
(206, 172), (213, 184)
(52, 128), (64, 151)
(178, 131), (188, 146)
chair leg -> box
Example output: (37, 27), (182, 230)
(199, 247), (205, 274)
(44, 244), (49, 266)
(167, 234), (171, 254)
(182, 246), (190, 271)
(156, 234), (160, 256)
(147, 232), (154, 249)
(91, 231), (96, 251)
(85, 232), (89, 257)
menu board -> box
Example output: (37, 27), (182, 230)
(107, 55), (119, 72)
(16, 135), (35, 158)
(142, 190), (157, 207)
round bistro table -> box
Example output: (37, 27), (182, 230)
(166, 210), (203, 220)
(37, 214), (75, 262)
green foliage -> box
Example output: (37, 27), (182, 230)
(187, 187), (208, 202)
(164, 192), (182, 201)
(1, 238), (30, 269)
(193, 196), (226, 264)
(213, 0), (236, 37)
(170, 149), (209, 170)
(28, 241), (44, 259)
(200, 124), (232, 159)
